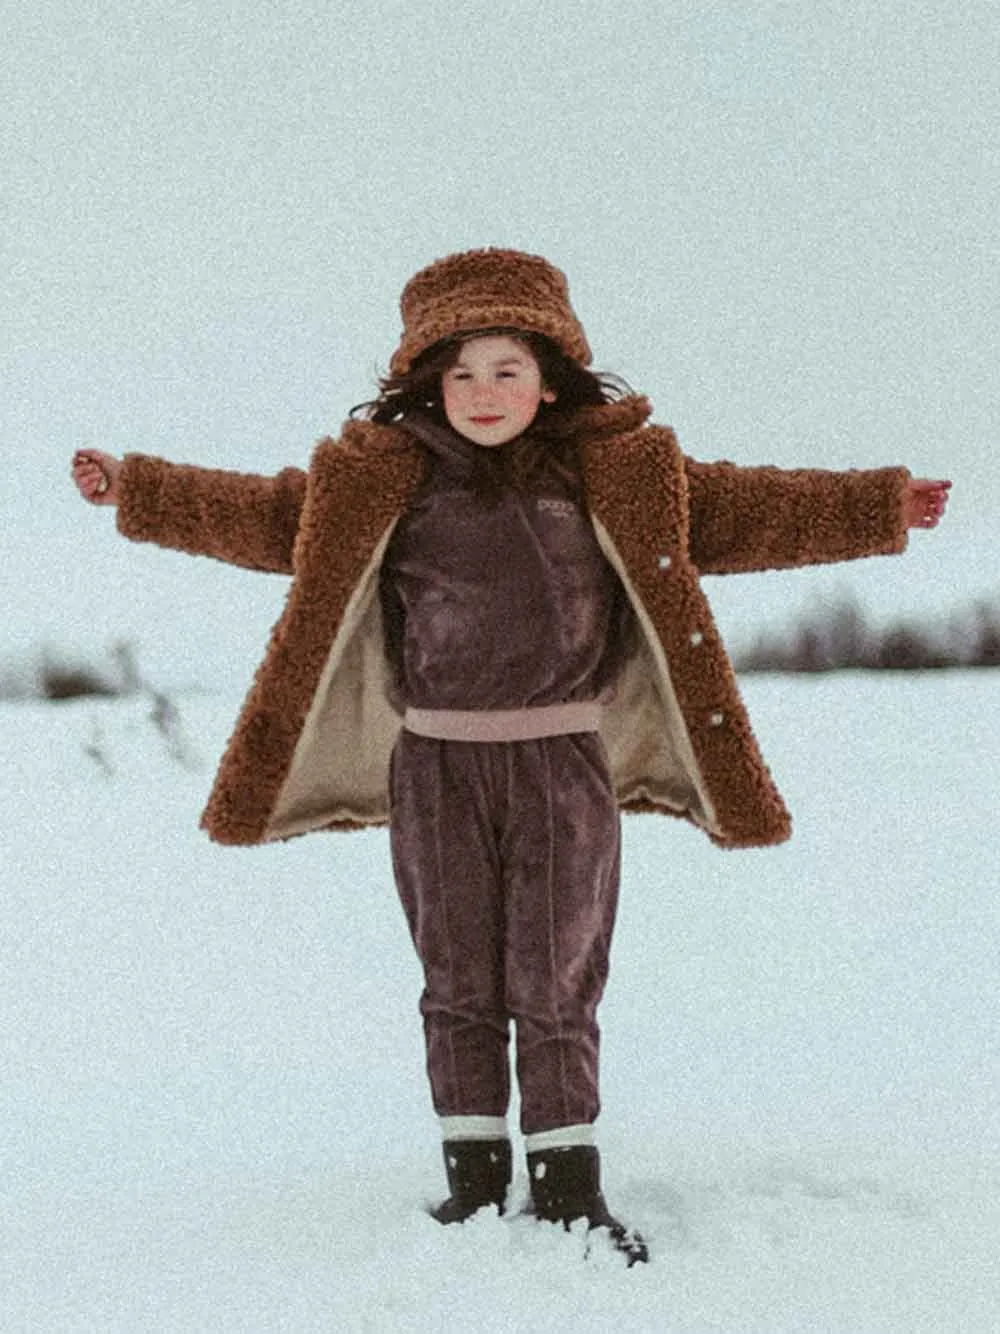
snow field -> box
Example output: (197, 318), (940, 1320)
(2, 674), (998, 1331)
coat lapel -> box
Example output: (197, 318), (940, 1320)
(585, 421), (792, 847)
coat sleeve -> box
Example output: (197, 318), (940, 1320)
(116, 454), (307, 574)
(683, 457), (911, 575)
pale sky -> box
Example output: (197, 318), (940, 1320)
(5, 0), (998, 686)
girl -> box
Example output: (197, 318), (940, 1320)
(72, 247), (950, 1266)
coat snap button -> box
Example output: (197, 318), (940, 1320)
(708, 711), (724, 727)
(689, 631), (704, 646)
(657, 555), (671, 570)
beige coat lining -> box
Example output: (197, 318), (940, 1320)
(591, 519), (720, 836)
(265, 523), (403, 839)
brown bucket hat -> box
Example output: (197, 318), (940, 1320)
(389, 248), (592, 376)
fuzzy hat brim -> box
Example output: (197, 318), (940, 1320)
(389, 248), (592, 376)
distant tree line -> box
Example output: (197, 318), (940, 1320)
(1, 599), (999, 703)
(734, 596), (1000, 673)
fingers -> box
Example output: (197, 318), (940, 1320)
(72, 455), (105, 497)
(927, 481), (951, 524)
(71, 450), (117, 505)
(908, 478), (952, 528)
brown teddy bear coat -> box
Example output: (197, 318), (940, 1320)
(116, 396), (910, 849)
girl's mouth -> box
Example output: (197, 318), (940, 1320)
(470, 415), (503, 425)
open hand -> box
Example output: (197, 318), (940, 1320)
(72, 449), (121, 506)
(905, 478), (951, 529)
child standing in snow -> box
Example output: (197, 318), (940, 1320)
(72, 248), (950, 1265)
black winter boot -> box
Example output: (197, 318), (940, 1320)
(431, 1138), (512, 1223)
(527, 1145), (649, 1266)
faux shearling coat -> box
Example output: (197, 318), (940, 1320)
(116, 396), (911, 849)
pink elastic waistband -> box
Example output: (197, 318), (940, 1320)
(403, 702), (602, 743)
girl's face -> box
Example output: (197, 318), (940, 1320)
(441, 334), (556, 447)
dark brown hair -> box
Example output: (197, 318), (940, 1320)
(351, 328), (632, 507)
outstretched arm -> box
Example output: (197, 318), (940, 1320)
(684, 458), (948, 576)
(72, 448), (307, 574)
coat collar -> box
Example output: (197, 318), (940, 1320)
(320, 396), (654, 472)
(546, 394), (652, 441)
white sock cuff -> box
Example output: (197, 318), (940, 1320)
(439, 1115), (509, 1143)
(524, 1123), (596, 1154)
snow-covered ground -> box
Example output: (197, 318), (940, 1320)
(3, 673), (998, 1332)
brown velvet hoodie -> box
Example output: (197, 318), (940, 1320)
(115, 396), (911, 849)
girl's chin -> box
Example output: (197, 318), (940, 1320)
(455, 428), (516, 447)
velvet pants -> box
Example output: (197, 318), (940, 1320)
(388, 729), (621, 1136)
